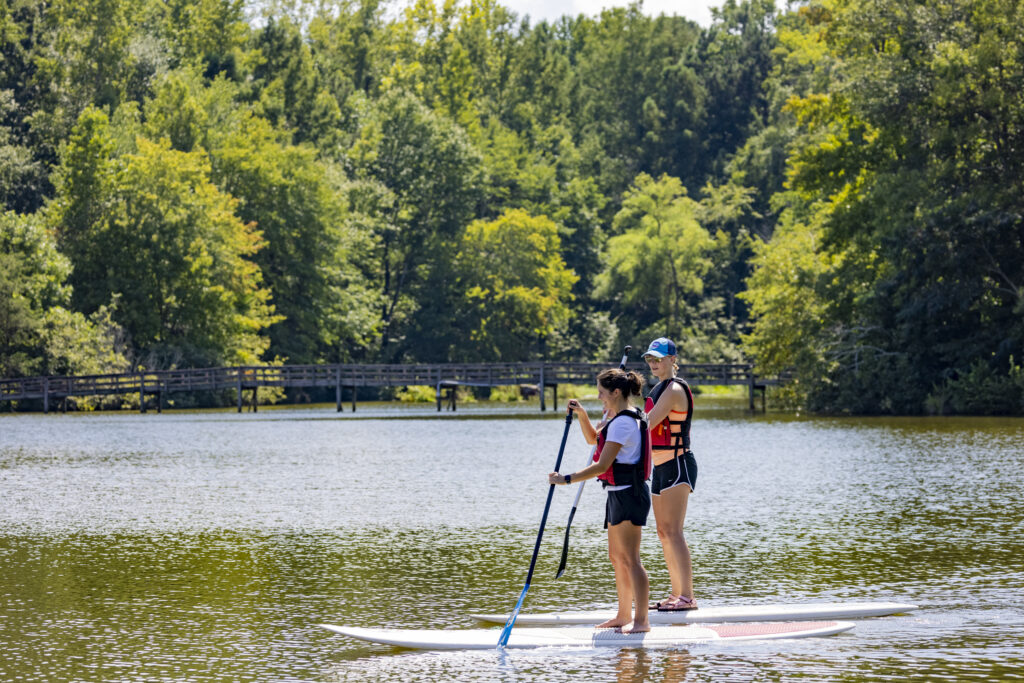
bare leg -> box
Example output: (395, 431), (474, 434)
(652, 484), (693, 600)
(600, 521), (649, 633)
(597, 523), (634, 629)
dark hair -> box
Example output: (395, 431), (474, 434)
(596, 368), (643, 398)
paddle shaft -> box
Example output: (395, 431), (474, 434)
(497, 409), (574, 648)
(554, 346), (632, 579)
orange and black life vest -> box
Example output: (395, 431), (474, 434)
(644, 377), (693, 457)
(592, 408), (652, 492)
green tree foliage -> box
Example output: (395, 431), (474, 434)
(0, 210), (127, 377)
(208, 110), (376, 363)
(136, 70), (377, 363)
(346, 88), (481, 358)
(571, 6), (705, 199)
(743, 0), (1024, 413)
(695, 0), (778, 176)
(1, 0), (1019, 415)
(454, 208), (577, 359)
(51, 108), (275, 367)
(307, 0), (385, 98)
(145, 0), (247, 75)
(598, 173), (715, 351)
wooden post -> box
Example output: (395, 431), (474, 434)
(351, 385), (356, 412)
(43, 377), (49, 414)
(252, 386), (258, 413)
(156, 390), (162, 414)
(62, 396), (68, 414)
(140, 374), (146, 413)
(335, 365), (343, 412)
(237, 369), (243, 413)
(539, 363), (546, 412)
(748, 367), (755, 411)
(553, 383), (558, 410)
(436, 383), (442, 412)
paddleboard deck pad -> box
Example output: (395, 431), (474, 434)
(320, 620), (855, 650)
(471, 601), (917, 625)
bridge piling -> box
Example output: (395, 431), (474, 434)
(335, 366), (343, 412)
(539, 364), (546, 412)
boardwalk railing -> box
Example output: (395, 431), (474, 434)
(0, 362), (789, 413)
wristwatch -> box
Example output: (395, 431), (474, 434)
(564, 474), (572, 484)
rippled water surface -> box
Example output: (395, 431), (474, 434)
(2, 399), (1022, 681)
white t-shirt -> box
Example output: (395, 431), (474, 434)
(603, 413), (642, 492)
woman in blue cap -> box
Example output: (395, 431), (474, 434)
(642, 337), (699, 611)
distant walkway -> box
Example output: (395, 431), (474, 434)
(0, 362), (788, 413)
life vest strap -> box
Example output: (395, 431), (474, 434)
(646, 377), (693, 454)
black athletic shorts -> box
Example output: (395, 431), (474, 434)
(604, 485), (651, 528)
(651, 451), (697, 495)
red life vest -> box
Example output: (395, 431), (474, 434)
(592, 408), (652, 492)
(644, 377), (693, 456)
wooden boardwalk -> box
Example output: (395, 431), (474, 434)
(0, 362), (787, 413)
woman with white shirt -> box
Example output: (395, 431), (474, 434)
(548, 368), (652, 633)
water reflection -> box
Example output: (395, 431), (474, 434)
(660, 651), (693, 682)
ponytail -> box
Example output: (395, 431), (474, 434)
(597, 368), (643, 398)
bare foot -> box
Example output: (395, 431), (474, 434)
(622, 620), (651, 634)
(596, 617), (631, 629)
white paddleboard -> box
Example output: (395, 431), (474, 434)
(471, 601), (917, 625)
(320, 620), (854, 650)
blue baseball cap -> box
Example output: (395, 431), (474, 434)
(643, 337), (677, 358)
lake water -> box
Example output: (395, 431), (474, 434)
(1, 398), (1022, 681)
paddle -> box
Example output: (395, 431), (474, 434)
(554, 345), (631, 579)
(496, 408), (574, 648)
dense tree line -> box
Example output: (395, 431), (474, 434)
(1, 0), (1021, 414)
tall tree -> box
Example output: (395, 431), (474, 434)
(695, 0), (778, 177)
(0, 210), (126, 377)
(51, 108), (276, 367)
(744, 0), (1024, 413)
(453, 208), (577, 360)
(346, 88), (481, 359)
(598, 173), (714, 346)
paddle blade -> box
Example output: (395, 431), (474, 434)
(497, 583), (530, 648)
(555, 507), (578, 579)
(555, 531), (570, 579)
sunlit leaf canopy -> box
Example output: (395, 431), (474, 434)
(1, 0), (1021, 413)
